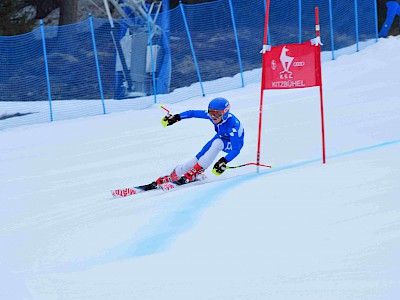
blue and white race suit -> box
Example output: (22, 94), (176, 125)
(173, 110), (244, 176)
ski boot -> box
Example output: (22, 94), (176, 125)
(155, 169), (180, 185)
(176, 163), (204, 185)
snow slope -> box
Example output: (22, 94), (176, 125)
(1, 36), (400, 299)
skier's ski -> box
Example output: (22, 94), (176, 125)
(111, 174), (207, 199)
(111, 182), (158, 198)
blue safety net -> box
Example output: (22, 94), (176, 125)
(0, 0), (378, 130)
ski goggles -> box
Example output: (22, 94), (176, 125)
(208, 106), (230, 120)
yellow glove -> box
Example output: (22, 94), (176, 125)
(212, 157), (227, 175)
(161, 114), (181, 127)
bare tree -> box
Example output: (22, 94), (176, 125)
(33, 0), (61, 19)
(59, 0), (78, 25)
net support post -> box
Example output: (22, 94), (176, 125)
(354, 0), (359, 52)
(373, 0), (379, 41)
(228, 0), (244, 88)
(328, 0), (335, 60)
(40, 20), (53, 122)
(179, 1), (205, 97)
(298, 0), (302, 43)
(147, 11), (158, 104)
(315, 7), (327, 164)
(89, 13), (106, 114)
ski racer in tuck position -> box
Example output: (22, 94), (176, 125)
(148, 97), (245, 189)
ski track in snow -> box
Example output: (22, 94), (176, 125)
(1, 37), (400, 299)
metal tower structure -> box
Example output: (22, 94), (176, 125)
(103, 0), (163, 97)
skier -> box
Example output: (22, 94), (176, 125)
(152, 97), (245, 188)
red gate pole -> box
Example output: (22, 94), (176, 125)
(256, 0), (271, 173)
(315, 7), (327, 164)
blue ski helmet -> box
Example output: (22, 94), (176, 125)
(208, 97), (230, 121)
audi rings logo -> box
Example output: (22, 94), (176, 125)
(293, 61), (305, 67)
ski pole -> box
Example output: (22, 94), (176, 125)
(160, 105), (170, 115)
(160, 105), (172, 127)
(227, 162), (272, 170)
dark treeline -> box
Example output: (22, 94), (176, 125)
(0, 0), (399, 36)
(0, 0), (78, 36)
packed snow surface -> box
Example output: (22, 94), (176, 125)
(1, 37), (400, 299)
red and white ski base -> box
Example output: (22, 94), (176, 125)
(111, 187), (143, 198)
(111, 174), (207, 199)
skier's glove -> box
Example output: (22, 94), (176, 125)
(212, 157), (228, 176)
(161, 114), (181, 127)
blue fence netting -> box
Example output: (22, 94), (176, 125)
(0, 0), (378, 130)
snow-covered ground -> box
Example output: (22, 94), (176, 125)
(1, 36), (400, 299)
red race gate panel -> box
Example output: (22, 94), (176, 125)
(262, 42), (321, 90)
